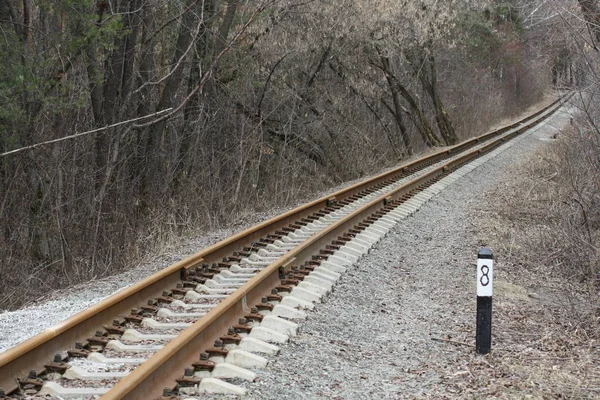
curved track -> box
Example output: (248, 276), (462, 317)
(0, 93), (572, 399)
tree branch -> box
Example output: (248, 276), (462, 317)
(0, 109), (172, 158)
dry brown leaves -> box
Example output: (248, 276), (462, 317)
(461, 129), (600, 398)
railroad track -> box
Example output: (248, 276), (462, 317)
(0, 93), (573, 400)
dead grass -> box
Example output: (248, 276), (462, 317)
(461, 122), (600, 398)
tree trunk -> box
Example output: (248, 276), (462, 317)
(377, 55), (441, 149)
(202, 0), (241, 100)
(137, 1), (158, 119)
(427, 54), (458, 145)
(579, 0), (600, 47)
(144, 0), (199, 195)
(120, 1), (142, 109)
(178, 0), (218, 186)
(408, 49), (458, 146)
(377, 56), (411, 152)
(328, 60), (401, 155)
(214, 0), (239, 67)
(95, 0), (141, 192)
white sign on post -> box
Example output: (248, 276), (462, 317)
(477, 258), (493, 297)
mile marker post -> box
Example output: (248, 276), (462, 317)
(476, 248), (494, 354)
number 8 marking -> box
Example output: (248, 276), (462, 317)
(480, 265), (490, 286)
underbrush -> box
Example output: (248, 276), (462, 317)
(491, 100), (600, 333)
(0, 90), (553, 312)
(537, 117), (600, 328)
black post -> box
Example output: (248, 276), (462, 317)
(476, 248), (494, 354)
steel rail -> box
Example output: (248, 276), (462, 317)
(0, 93), (571, 396)
(103, 92), (573, 399)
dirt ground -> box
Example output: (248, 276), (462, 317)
(466, 136), (599, 398)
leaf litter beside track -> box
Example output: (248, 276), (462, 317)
(468, 138), (600, 398)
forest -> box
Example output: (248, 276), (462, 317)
(0, 0), (598, 311)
